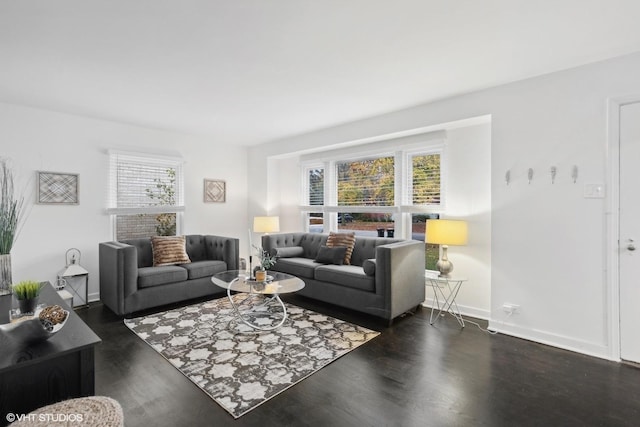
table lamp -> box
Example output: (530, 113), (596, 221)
(426, 219), (468, 277)
(250, 216), (280, 278)
(253, 216), (280, 235)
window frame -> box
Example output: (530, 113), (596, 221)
(107, 150), (185, 240)
(300, 137), (446, 237)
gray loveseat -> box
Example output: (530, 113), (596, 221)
(262, 232), (425, 324)
(99, 234), (239, 316)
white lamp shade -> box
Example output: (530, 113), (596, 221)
(253, 216), (280, 233)
(426, 220), (468, 246)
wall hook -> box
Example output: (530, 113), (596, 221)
(505, 170), (511, 185)
(528, 168), (534, 184)
(571, 165), (578, 183)
(550, 166), (557, 184)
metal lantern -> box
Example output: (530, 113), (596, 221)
(57, 248), (89, 308)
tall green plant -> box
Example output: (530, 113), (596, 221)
(0, 159), (24, 254)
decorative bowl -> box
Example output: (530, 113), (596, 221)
(1, 304), (69, 344)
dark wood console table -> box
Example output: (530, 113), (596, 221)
(0, 282), (101, 425)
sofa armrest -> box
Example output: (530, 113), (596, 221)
(205, 235), (239, 270)
(99, 241), (139, 316)
(375, 240), (426, 319)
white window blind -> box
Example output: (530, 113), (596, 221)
(307, 167), (324, 206)
(107, 151), (184, 215)
(410, 152), (441, 205)
(336, 156), (394, 206)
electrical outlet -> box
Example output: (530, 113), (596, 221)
(502, 303), (520, 314)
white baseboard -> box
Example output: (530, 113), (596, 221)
(488, 319), (615, 361)
(421, 298), (490, 321)
(422, 296), (615, 361)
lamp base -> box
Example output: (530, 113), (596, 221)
(436, 245), (454, 277)
(436, 259), (454, 277)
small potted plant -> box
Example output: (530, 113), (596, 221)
(252, 245), (276, 282)
(13, 280), (43, 314)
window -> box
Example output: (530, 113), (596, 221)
(302, 145), (443, 240)
(337, 156), (394, 206)
(410, 152), (441, 205)
(307, 167), (324, 206)
(107, 151), (184, 240)
(411, 213), (440, 270)
(304, 166), (325, 233)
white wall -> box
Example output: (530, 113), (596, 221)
(443, 123), (492, 318)
(0, 102), (248, 302)
(249, 51), (640, 359)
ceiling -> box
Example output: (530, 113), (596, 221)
(2, 1), (640, 146)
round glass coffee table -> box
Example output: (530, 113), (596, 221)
(211, 270), (305, 331)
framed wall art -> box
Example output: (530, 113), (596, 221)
(204, 179), (226, 203)
(37, 171), (79, 205)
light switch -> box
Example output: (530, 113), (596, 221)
(584, 183), (605, 198)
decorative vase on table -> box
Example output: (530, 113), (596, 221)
(18, 296), (38, 314)
(0, 253), (12, 295)
(12, 280), (43, 315)
(255, 268), (267, 282)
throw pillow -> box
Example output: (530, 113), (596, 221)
(326, 231), (356, 265)
(363, 259), (376, 276)
(269, 246), (305, 258)
(151, 236), (191, 266)
(314, 245), (347, 265)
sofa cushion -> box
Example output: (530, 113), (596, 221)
(271, 257), (321, 279)
(314, 265), (375, 292)
(326, 232), (356, 265)
(270, 246), (305, 258)
(181, 260), (227, 280)
(362, 259), (376, 276)
(314, 245), (347, 265)
(138, 266), (188, 288)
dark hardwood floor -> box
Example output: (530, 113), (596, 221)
(77, 296), (640, 426)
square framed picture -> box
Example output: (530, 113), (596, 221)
(204, 179), (226, 203)
(37, 171), (79, 204)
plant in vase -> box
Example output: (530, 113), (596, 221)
(252, 245), (276, 282)
(0, 159), (25, 295)
(13, 280), (43, 314)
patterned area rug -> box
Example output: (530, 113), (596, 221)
(124, 296), (380, 418)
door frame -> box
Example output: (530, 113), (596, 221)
(607, 95), (640, 361)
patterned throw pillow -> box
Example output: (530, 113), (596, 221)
(326, 232), (356, 265)
(151, 236), (191, 266)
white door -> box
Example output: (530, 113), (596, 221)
(620, 101), (640, 363)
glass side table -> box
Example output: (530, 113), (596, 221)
(426, 273), (468, 328)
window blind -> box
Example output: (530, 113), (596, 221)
(307, 167), (324, 205)
(107, 151), (184, 215)
(336, 156), (394, 206)
(411, 153), (441, 205)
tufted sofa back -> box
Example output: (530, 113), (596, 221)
(262, 232), (402, 266)
(122, 235), (228, 267)
(122, 237), (154, 268)
(349, 236), (401, 266)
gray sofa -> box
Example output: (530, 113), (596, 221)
(99, 234), (239, 316)
(262, 232), (425, 323)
